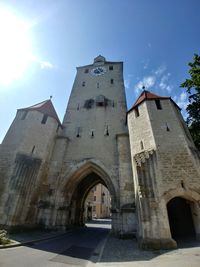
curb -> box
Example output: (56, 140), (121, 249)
(0, 230), (73, 249)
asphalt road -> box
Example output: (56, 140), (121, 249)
(0, 222), (110, 267)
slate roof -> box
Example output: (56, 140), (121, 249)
(18, 99), (62, 125)
(127, 90), (181, 113)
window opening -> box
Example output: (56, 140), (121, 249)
(110, 79), (114, 84)
(76, 127), (81, 138)
(41, 114), (48, 124)
(104, 125), (109, 136)
(82, 81), (85, 87)
(140, 141), (144, 150)
(31, 145), (35, 154)
(90, 129), (94, 138)
(94, 196), (96, 201)
(109, 66), (113, 70)
(84, 99), (94, 109)
(135, 107), (140, 117)
(56, 124), (60, 133)
(155, 99), (162, 110)
(84, 69), (89, 73)
(77, 104), (80, 110)
(166, 123), (170, 131)
(21, 111), (28, 120)
(97, 82), (99, 88)
(96, 95), (106, 107)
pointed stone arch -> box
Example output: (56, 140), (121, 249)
(56, 159), (119, 228)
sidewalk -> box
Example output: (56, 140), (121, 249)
(0, 229), (69, 249)
(97, 234), (200, 267)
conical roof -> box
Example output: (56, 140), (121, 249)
(127, 90), (180, 113)
(18, 99), (61, 125)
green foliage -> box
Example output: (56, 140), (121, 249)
(181, 53), (200, 150)
(0, 230), (11, 245)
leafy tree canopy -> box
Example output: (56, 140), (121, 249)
(180, 53), (200, 150)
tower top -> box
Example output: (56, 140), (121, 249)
(18, 99), (61, 125)
(93, 55), (106, 64)
(127, 90), (180, 113)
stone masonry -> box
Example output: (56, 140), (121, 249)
(0, 56), (200, 249)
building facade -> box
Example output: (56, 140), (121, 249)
(84, 184), (111, 220)
(0, 56), (200, 249)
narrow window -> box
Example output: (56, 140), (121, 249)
(31, 145), (35, 154)
(41, 114), (48, 124)
(76, 127), (81, 138)
(135, 107), (140, 117)
(97, 82), (99, 88)
(84, 69), (89, 73)
(104, 125), (109, 136)
(140, 141), (144, 150)
(77, 104), (80, 110)
(181, 180), (185, 189)
(90, 129), (94, 138)
(110, 79), (114, 84)
(56, 124), (60, 133)
(21, 111), (28, 120)
(155, 99), (162, 110)
(166, 123), (170, 132)
(82, 81), (85, 87)
(94, 196), (96, 201)
(109, 66), (113, 70)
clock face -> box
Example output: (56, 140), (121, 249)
(91, 67), (106, 76)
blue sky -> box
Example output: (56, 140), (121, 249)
(0, 0), (200, 142)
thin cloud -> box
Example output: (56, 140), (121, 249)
(135, 75), (156, 94)
(31, 55), (56, 70)
(40, 60), (55, 69)
(154, 65), (166, 76)
(159, 73), (173, 92)
(174, 92), (189, 110)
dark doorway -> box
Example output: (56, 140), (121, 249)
(167, 197), (195, 240)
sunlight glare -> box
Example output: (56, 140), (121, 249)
(0, 8), (32, 85)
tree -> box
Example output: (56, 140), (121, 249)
(180, 53), (200, 150)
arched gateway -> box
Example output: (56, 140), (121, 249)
(56, 161), (118, 229)
(0, 56), (200, 250)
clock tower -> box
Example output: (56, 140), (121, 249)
(44, 55), (136, 234)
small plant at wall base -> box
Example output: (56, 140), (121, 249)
(181, 53), (200, 150)
(0, 230), (11, 245)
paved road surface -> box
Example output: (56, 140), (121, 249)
(0, 221), (110, 267)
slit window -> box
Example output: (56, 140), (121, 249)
(135, 107), (140, 117)
(110, 79), (114, 84)
(155, 99), (162, 110)
(76, 127), (81, 138)
(41, 114), (48, 124)
(82, 81), (85, 87)
(31, 145), (35, 154)
(21, 111), (28, 120)
(97, 82), (99, 88)
(140, 141), (144, 150)
(104, 125), (109, 136)
(166, 123), (170, 132)
(109, 66), (113, 70)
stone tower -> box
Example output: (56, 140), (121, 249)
(127, 90), (200, 248)
(0, 56), (200, 249)
(0, 100), (61, 228)
(39, 55), (136, 234)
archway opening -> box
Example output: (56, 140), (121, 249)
(69, 171), (112, 229)
(167, 197), (196, 241)
(84, 183), (111, 223)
